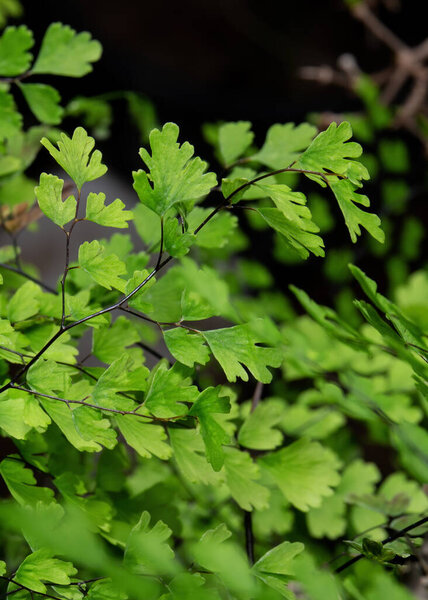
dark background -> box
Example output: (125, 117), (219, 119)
(15, 0), (427, 303)
(23, 0), (427, 173)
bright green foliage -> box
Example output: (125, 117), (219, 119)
(189, 387), (231, 471)
(330, 179), (384, 243)
(238, 399), (283, 450)
(19, 83), (63, 124)
(35, 173), (76, 227)
(218, 121), (254, 166)
(0, 24), (424, 599)
(223, 448), (270, 510)
(253, 122), (317, 169)
(85, 192), (133, 228)
(78, 240), (127, 291)
(133, 122), (217, 216)
(41, 127), (107, 190)
(0, 459), (55, 505)
(0, 25), (33, 76)
(32, 22), (102, 77)
(297, 121), (367, 183)
(259, 438), (341, 511)
(14, 548), (76, 593)
(163, 327), (210, 367)
(201, 323), (282, 383)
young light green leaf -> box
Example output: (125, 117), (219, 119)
(253, 122), (317, 169)
(15, 548), (76, 593)
(163, 218), (195, 257)
(330, 179), (384, 243)
(223, 448), (270, 511)
(35, 173), (76, 227)
(257, 207), (325, 259)
(144, 361), (198, 418)
(187, 206), (238, 248)
(201, 322), (282, 383)
(85, 192), (133, 228)
(218, 121), (254, 166)
(253, 540), (304, 575)
(126, 269), (156, 313)
(0, 25), (33, 76)
(40, 398), (104, 452)
(19, 83), (63, 125)
(92, 317), (141, 363)
(124, 511), (175, 576)
(0, 458), (55, 505)
(72, 405), (117, 450)
(0, 396), (32, 439)
(32, 22), (102, 77)
(0, 561), (5, 576)
(238, 399), (283, 450)
(188, 387), (231, 471)
(259, 438), (341, 511)
(132, 122), (216, 216)
(0, 89), (22, 140)
(78, 240), (127, 291)
(169, 428), (220, 485)
(163, 328), (210, 367)
(115, 415), (172, 460)
(7, 280), (41, 323)
(297, 121), (369, 185)
(41, 127), (107, 191)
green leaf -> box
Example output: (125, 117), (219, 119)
(72, 405), (117, 450)
(0, 560), (5, 576)
(330, 179), (384, 243)
(19, 83), (63, 125)
(132, 122), (216, 216)
(0, 458), (55, 505)
(253, 540), (304, 575)
(85, 192), (133, 228)
(163, 328), (210, 367)
(41, 127), (107, 191)
(7, 281), (41, 322)
(169, 428), (220, 485)
(201, 322), (282, 383)
(0, 395), (32, 439)
(218, 121), (254, 166)
(238, 399), (283, 450)
(223, 448), (270, 510)
(32, 22), (102, 77)
(40, 398), (105, 452)
(259, 438), (341, 511)
(15, 548), (76, 593)
(35, 173), (76, 227)
(78, 240), (127, 291)
(27, 359), (71, 394)
(257, 207), (325, 259)
(163, 218), (195, 257)
(297, 121), (368, 185)
(188, 387), (231, 471)
(92, 317), (140, 363)
(0, 25), (33, 76)
(253, 122), (317, 169)
(0, 89), (22, 139)
(115, 415), (172, 460)
(124, 511), (175, 575)
(125, 269), (156, 313)
(187, 207), (238, 248)
(144, 361), (198, 418)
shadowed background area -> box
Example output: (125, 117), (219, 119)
(9, 0), (428, 300)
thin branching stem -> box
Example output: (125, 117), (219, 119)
(0, 165), (337, 395)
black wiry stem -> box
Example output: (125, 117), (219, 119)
(0, 262), (57, 294)
(335, 515), (428, 573)
(0, 165), (336, 395)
